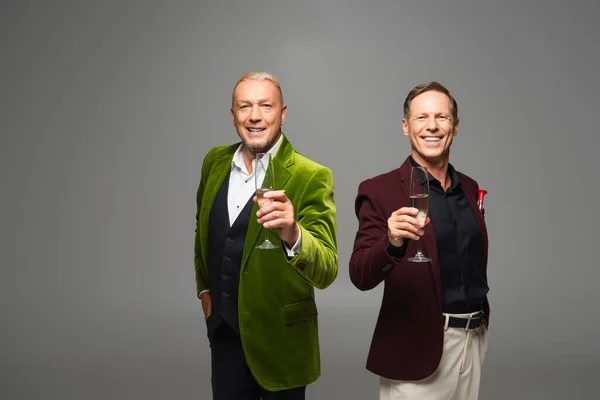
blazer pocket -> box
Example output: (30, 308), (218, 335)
(282, 300), (318, 325)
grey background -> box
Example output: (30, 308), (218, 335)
(2, 0), (599, 399)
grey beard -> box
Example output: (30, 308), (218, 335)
(243, 131), (281, 154)
(243, 140), (269, 154)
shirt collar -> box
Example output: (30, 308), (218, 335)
(231, 133), (284, 175)
(409, 156), (460, 191)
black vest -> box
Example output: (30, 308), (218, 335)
(208, 171), (254, 333)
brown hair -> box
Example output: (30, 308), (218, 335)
(403, 82), (458, 123)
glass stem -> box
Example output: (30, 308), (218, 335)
(416, 238), (423, 255)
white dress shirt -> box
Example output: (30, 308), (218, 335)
(199, 135), (301, 298)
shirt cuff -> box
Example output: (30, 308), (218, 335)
(386, 237), (408, 259)
(283, 223), (302, 257)
(198, 289), (210, 299)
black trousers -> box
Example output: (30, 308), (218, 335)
(208, 321), (306, 400)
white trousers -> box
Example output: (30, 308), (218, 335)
(380, 313), (490, 400)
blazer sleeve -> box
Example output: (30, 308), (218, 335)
(349, 179), (404, 291)
(286, 166), (338, 290)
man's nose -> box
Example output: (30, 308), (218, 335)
(249, 105), (261, 121)
(426, 117), (438, 131)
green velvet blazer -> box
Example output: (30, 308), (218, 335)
(194, 134), (338, 391)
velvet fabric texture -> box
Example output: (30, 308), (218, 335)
(194, 134), (338, 391)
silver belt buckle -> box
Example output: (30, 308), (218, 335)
(466, 311), (484, 330)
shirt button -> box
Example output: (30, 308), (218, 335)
(225, 237), (233, 243)
(453, 220), (458, 226)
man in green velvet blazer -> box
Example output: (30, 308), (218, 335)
(194, 72), (338, 399)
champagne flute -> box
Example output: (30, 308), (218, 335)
(407, 166), (431, 262)
(255, 153), (279, 249)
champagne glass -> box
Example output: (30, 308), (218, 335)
(255, 153), (279, 249)
(407, 166), (431, 262)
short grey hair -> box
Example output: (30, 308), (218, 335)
(231, 71), (284, 106)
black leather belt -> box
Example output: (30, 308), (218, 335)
(445, 311), (485, 330)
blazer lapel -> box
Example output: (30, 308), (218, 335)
(422, 212), (442, 307)
(460, 175), (489, 262)
(241, 134), (294, 270)
(199, 152), (235, 270)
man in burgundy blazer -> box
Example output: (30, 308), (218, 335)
(349, 82), (490, 399)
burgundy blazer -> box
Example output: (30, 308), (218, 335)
(349, 156), (489, 381)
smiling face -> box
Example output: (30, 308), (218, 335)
(230, 78), (287, 159)
(402, 90), (459, 168)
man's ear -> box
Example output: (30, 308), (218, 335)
(281, 104), (288, 126)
